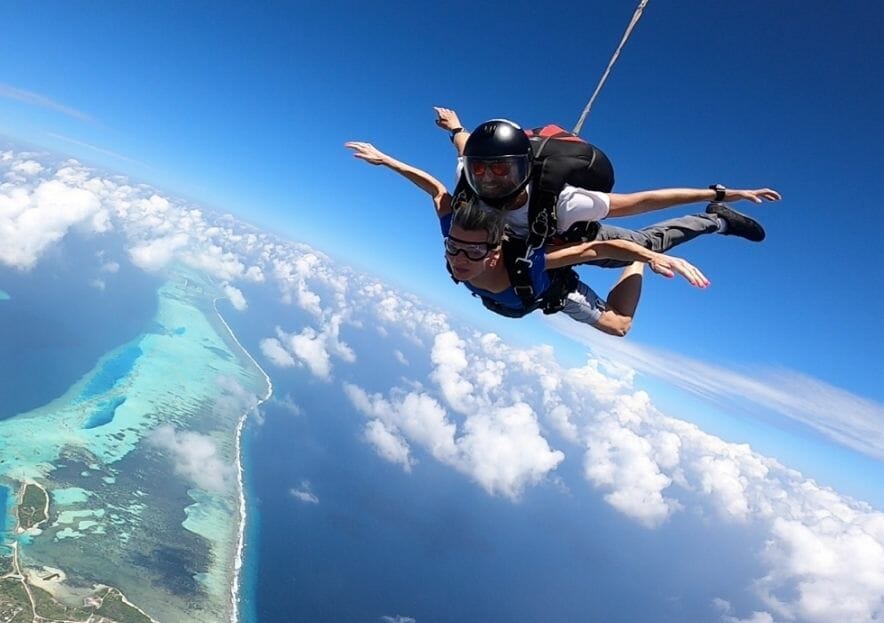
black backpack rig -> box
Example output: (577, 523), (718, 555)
(450, 125), (615, 317)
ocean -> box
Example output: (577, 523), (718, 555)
(0, 236), (771, 621)
(0, 233), (160, 420)
(0, 484), (8, 535)
(223, 280), (767, 622)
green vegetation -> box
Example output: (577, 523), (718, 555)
(0, 552), (13, 575)
(31, 584), (92, 620)
(17, 483), (48, 530)
(95, 588), (155, 623)
(0, 580), (155, 623)
(0, 486), (157, 623)
(0, 577), (32, 623)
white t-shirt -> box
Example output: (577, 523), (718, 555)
(455, 159), (610, 238)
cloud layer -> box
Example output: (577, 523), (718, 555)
(3, 147), (882, 623)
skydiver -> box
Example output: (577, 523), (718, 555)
(345, 141), (763, 336)
(433, 106), (780, 243)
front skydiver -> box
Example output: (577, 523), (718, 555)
(344, 141), (761, 336)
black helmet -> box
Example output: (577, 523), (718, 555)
(464, 119), (533, 205)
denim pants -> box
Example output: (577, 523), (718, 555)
(559, 213), (720, 325)
(584, 213), (719, 268)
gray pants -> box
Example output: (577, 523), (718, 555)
(583, 213), (719, 268)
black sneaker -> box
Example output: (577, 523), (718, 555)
(706, 202), (766, 242)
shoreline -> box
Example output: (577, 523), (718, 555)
(212, 297), (273, 623)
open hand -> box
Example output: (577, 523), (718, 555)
(345, 141), (388, 165)
(724, 188), (782, 204)
(648, 254), (710, 288)
(434, 107), (463, 132)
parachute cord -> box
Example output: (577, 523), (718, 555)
(572, 0), (650, 135)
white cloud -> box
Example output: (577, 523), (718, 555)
(363, 420), (414, 471)
(223, 283), (248, 311)
(290, 481), (319, 504)
(128, 233), (189, 272)
(456, 402), (564, 499)
(12, 160), (43, 176)
(0, 177), (105, 269)
(549, 317), (884, 462)
(244, 265), (265, 282)
(270, 315), (355, 381)
(381, 617), (416, 623)
(345, 381), (562, 500)
(714, 600), (776, 623)
(430, 331), (476, 414)
(259, 338), (296, 368)
(183, 244), (245, 281)
(148, 425), (233, 492)
(583, 417), (676, 528)
(283, 327), (332, 380)
(273, 394), (303, 416)
(393, 350), (409, 366)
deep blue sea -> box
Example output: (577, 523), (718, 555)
(224, 282), (767, 623)
(0, 233), (159, 420)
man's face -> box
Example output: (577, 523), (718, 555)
(467, 155), (530, 201)
(445, 224), (498, 282)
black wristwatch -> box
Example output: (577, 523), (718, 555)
(709, 183), (726, 202)
(449, 127), (465, 143)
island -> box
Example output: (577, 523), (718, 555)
(17, 483), (48, 531)
(2, 482), (155, 622)
(0, 267), (270, 622)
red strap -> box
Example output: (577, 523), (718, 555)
(527, 125), (585, 143)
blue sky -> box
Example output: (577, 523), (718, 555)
(2, 1), (882, 473)
(3, 3), (884, 612)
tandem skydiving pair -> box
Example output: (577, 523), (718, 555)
(346, 108), (780, 337)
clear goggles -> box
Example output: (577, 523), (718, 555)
(444, 235), (495, 261)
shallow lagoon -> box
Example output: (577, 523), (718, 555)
(0, 233), (160, 420)
(0, 263), (268, 622)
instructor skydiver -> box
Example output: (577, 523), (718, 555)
(434, 106), (780, 235)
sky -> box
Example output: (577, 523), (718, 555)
(1, 0), (883, 563)
(2, 1), (881, 388)
(0, 8), (884, 623)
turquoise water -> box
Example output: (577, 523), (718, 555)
(84, 396), (127, 429)
(0, 235), (160, 420)
(77, 345), (142, 402)
(0, 289), (9, 301)
(0, 266), (269, 622)
(0, 484), (9, 535)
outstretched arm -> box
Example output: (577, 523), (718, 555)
(607, 187), (781, 218)
(345, 141), (451, 217)
(593, 263), (644, 337)
(545, 238), (709, 288)
(434, 107), (469, 156)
